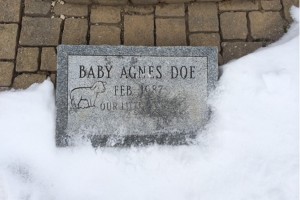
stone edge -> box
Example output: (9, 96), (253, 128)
(56, 45), (218, 147)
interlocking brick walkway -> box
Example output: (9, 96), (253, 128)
(0, 0), (298, 89)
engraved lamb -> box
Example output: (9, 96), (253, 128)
(70, 81), (106, 109)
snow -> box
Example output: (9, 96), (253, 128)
(0, 7), (299, 200)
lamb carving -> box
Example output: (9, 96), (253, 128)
(70, 81), (106, 109)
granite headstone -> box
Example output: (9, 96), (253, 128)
(56, 45), (218, 147)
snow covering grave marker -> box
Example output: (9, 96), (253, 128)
(56, 45), (218, 147)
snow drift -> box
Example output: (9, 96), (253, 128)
(0, 7), (298, 200)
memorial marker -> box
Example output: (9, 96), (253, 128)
(56, 46), (218, 147)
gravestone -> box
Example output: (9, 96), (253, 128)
(56, 45), (218, 147)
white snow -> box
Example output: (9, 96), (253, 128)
(0, 7), (299, 200)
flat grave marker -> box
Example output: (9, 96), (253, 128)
(56, 46), (218, 147)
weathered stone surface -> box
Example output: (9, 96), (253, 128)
(220, 12), (247, 40)
(124, 15), (154, 46)
(41, 47), (57, 72)
(62, 19), (88, 45)
(125, 6), (154, 14)
(20, 17), (62, 46)
(219, 1), (259, 11)
(222, 42), (263, 63)
(56, 45), (218, 147)
(25, 0), (51, 15)
(156, 4), (185, 17)
(92, 0), (128, 5)
(282, 0), (299, 22)
(0, 62), (14, 87)
(261, 0), (282, 11)
(189, 3), (218, 32)
(131, 0), (158, 4)
(156, 18), (186, 46)
(249, 12), (284, 40)
(190, 33), (220, 51)
(16, 48), (39, 72)
(54, 3), (88, 16)
(0, 0), (21, 22)
(13, 74), (47, 89)
(91, 6), (121, 23)
(90, 25), (121, 45)
(160, 0), (190, 3)
(50, 74), (56, 85)
(64, 0), (92, 3)
(0, 24), (18, 59)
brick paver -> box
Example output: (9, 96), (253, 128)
(91, 6), (121, 23)
(62, 19), (88, 45)
(156, 18), (186, 46)
(0, 24), (18, 60)
(249, 12), (284, 40)
(188, 3), (218, 32)
(13, 74), (47, 89)
(0, 0), (21, 22)
(156, 4), (185, 17)
(222, 42), (263, 63)
(41, 48), (57, 72)
(261, 0), (282, 11)
(54, 3), (88, 17)
(16, 48), (39, 72)
(190, 33), (220, 51)
(24, 0), (51, 15)
(282, 0), (300, 22)
(124, 15), (154, 46)
(219, 1), (259, 11)
(90, 25), (121, 45)
(20, 17), (62, 46)
(220, 12), (248, 40)
(125, 5), (154, 14)
(0, 62), (14, 87)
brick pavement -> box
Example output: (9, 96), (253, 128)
(0, 0), (298, 89)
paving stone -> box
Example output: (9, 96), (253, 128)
(64, 0), (92, 4)
(50, 73), (56, 85)
(92, 0), (128, 5)
(249, 11), (284, 40)
(64, 0), (92, 3)
(0, 0), (21, 22)
(54, 3), (88, 17)
(41, 47), (57, 72)
(0, 62), (14, 87)
(188, 3), (218, 32)
(282, 0), (299, 22)
(220, 12), (247, 40)
(62, 19), (88, 44)
(13, 74), (47, 89)
(125, 6), (154, 14)
(25, 0), (51, 15)
(190, 33), (220, 51)
(91, 6), (121, 23)
(160, 0), (190, 3)
(156, 18), (186, 46)
(90, 25), (121, 45)
(20, 17), (62, 46)
(156, 4), (185, 17)
(261, 0), (282, 11)
(219, 1), (259, 11)
(131, 0), (158, 4)
(222, 42), (263, 63)
(0, 24), (18, 59)
(124, 15), (154, 46)
(16, 48), (39, 72)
